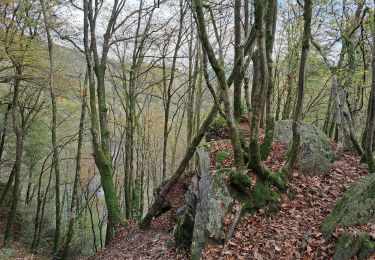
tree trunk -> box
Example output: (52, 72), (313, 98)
(233, 0), (243, 121)
(0, 102), (11, 162)
(248, 0), (269, 179)
(40, 0), (62, 252)
(365, 5), (375, 173)
(284, 0), (312, 175)
(260, 0), (277, 160)
(0, 163), (15, 208)
(82, 0), (123, 243)
(3, 67), (24, 245)
(61, 80), (87, 260)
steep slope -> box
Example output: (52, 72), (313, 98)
(86, 124), (373, 259)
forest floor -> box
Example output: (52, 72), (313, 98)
(88, 124), (375, 260)
(0, 186), (43, 260)
(0, 126), (373, 260)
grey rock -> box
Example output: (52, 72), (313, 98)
(333, 232), (375, 260)
(274, 120), (333, 175)
(321, 173), (375, 239)
(190, 148), (235, 260)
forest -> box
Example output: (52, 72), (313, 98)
(0, 0), (375, 259)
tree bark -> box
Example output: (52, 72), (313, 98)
(61, 79), (87, 260)
(3, 67), (24, 245)
(40, 0), (62, 252)
(260, 0), (277, 160)
(82, 0), (123, 243)
(233, 0), (243, 121)
(284, 0), (312, 175)
(365, 4), (375, 173)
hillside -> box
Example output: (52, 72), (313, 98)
(86, 123), (373, 259)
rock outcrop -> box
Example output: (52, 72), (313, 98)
(274, 120), (333, 175)
(332, 232), (375, 260)
(321, 173), (375, 239)
(190, 148), (237, 260)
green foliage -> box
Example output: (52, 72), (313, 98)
(215, 150), (229, 168)
(24, 119), (49, 166)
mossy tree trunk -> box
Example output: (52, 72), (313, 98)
(248, 0), (269, 179)
(61, 79), (87, 260)
(0, 163), (15, 209)
(82, 0), (124, 243)
(3, 67), (24, 245)
(260, 0), (277, 161)
(194, 0), (244, 170)
(233, 0), (243, 121)
(283, 0), (312, 175)
(365, 4), (375, 173)
(0, 102), (11, 162)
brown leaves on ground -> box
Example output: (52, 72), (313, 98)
(88, 123), (373, 259)
(202, 151), (371, 260)
(87, 172), (191, 260)
(86, 218), (187, 260)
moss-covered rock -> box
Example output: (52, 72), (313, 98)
(190, 148), (282, 259)
(174, 206), (195, 249)
(274, 120), (333, 176)
(333, 232), (375, 260)
(321, 173), (375, 239)
(190, 168), (234, 259)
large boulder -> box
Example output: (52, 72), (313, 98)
(274, 120), (333, 175)
(190, 148), (237, 260)
(321, 173), (375, 239)
(188, 149), (279, 259)
(332, 232), (375, 260)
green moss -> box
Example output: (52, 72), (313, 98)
(260, 119), (275, 161)
(252, 180), (278, 206)
(131, 177), (142, 217)
(268, 170), (287, 191)
(333, 232), (375, 260)
(359, 238), (375, 259)
(321, 174), (375, 239)
(211, 115), (227, 129)
(230, 170), (252, 192)
(174, 207), (194, 249)
(321, 193), (349, 238)
(216, 150), (229, 168)
(206, 115), (228, 141)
